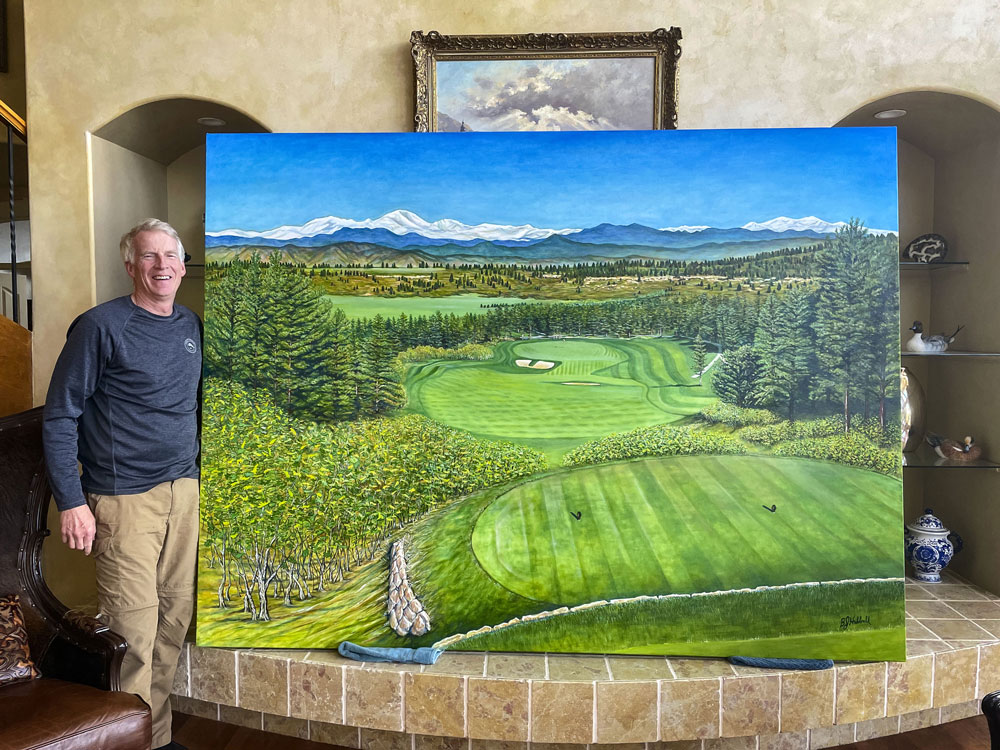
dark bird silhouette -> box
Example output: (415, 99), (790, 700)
(763, 504), (777, 513)
(570, 510), (582, 520)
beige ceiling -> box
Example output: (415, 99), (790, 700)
(92, 98), (269, 165)
(837, 90), (1000, 158)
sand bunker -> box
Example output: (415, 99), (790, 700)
(515, 359), (555, 370)
(561, 382), (601, 386)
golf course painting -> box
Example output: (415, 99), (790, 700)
(199, 129), (905, 660)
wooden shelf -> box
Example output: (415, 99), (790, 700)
(900, 260), (968, 269)
(903, 443), (1000, 469)
(902, 350), (1000, 358)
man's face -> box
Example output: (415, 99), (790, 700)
(126, 230), (186, 304)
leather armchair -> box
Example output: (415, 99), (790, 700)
(0, 407), (151, 750)
(985, 690), (1000, 750)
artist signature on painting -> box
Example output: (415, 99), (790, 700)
(840, 614), (871, 631)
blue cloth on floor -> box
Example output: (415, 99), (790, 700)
(338, 641), (443, 664)
(729, 656), (833, 670)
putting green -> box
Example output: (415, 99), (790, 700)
(404, 338), (715, 460)
(471, 455), (902, 604)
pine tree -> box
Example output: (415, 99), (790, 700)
(772, 287), (814, 420)
(692, 334), (707, 384)
(712, 345), (766, 408)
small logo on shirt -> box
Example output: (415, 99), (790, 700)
(184, 338), (198, 354)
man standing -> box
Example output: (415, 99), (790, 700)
(43, 218), (201, 750)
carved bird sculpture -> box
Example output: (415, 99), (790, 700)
(906, 321), (964, 353)
(926, 433), (982, 461)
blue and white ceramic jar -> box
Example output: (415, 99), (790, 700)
(905, 508), (963, 583)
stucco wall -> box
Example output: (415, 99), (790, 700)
(23, 0), (1000, 403)
(22, 1), (1000, 601)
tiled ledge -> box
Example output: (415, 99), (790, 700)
(172, 577), (1000, 748)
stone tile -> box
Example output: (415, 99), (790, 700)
(941, 699), (981, 722)
(547, 655), (608, 680)
(973, 620), (1000, 639)
(423, 651), (486, 676)
(946, 600), (1000, 619)
(980, 643), (1000, 694)
(608, 656), (672, 680)
(404, 672), (466, 737)
(906, 600), (962, 618)
(189, 646), (236, 704)
(310, 721), (361, 748)
(263, 713), (309, 739)
(854, 715), (899, 741)
(886, 654), (932, 716)
(659, 677), (721, 740)
(171, 695), (218, 720)
(485, 653), (545, 679)
(705, 737), (756, 750)
(949, 640), (991, 649)
(530, 681), (593, 744)
(835, 662), (886, 724)
(933, 648), (978, 707)
(595, 680), (657, 743)
(898, 706), (941, 732)
(648, 741), (702, 750)
(467, 678), (529, 742)
(360, 728), (411, 750)
(414, 735), (468, 750)
(589, 745), (644, 750)
(219, 704), (262, 729)
(238, 651), (290, 715)
(291, 658), (343, 724)
(779, 668), (834, 733)
(758, 731), (808, 749)
(345, 667), (404, 732)
(669, 657), (735, 678)
(807, 722), (855, 749)
(470, 741), (527, 750)
(171, 642), (189, 697)
(924, 619), (995, 640)
(926, 584), (988, 601)
(906, 640), (944, 656)
(904, 621), (938, 639)
(721, 674), (780, 737)
(905, 585), (935, 601)
(304, 650), (356, 667)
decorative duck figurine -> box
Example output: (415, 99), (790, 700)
(926, 433), (982, 461)
(906, 321), (964, 352)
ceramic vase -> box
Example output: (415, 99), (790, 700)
(900, 366), (925, 452)
(904, 508), (963, 583)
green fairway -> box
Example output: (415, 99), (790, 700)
(472, 455), (903, 604)
(404, 337), (716, 462)
(326, 292), (565, 319)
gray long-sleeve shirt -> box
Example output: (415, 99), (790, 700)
(43, 296), (202, 511)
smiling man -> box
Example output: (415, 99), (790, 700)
(43, 218), (202, 750)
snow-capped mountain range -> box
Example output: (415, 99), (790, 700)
(208, 210), (894, 247)
(206, 210), (896, 263)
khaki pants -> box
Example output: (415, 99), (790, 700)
(88, 477), (199, 749)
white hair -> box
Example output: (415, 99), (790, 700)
(119, 218), (185, 264)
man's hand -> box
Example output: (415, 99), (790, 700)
(61, 505), (97, 555)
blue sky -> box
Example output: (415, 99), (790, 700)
(206, 129), (898, 232)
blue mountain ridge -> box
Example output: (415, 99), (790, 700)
(206, 222), (831, 251)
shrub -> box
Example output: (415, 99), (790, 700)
(700, 401), (780, 427)
(396, 343), (494, 366)
(564, 424), (748, 466)
(772, 433), (901, 476)
(739, 416), (844, 445)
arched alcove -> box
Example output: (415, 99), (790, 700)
(47, 98), (270, 614)
(838, 90), (1000, 593)
(90, 97), (270, 316)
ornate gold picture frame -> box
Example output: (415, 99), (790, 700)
(411, 28), (681, 133)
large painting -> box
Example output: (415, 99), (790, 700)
(200, 129), (904, 660)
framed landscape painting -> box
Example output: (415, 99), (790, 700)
(199, 128), (905, 660)
(411, 28), (681, 132)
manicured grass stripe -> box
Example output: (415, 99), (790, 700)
(472, 455), (902, 605)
